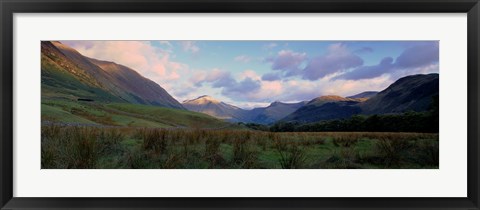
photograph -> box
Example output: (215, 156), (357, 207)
(41, 40), (439, 169)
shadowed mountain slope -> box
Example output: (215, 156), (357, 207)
(360, 74), (439, 114)
(282, 74), (439, 123)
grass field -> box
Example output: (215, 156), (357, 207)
(41, 125), (439, 169)
(41, 100), (237, 129)
(41, 99), (439, 169)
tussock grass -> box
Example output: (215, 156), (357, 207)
(42, 126), (439, 169)
(274, 140), (308, 169)
(42, 126), (125, 168)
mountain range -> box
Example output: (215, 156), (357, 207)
(41, 41), (439, 126)
(247, 101), (308, 124)
(182, 74), (438, 124)
(282, 74), (438, 123)
(182, 95), (247, 121)
(182, 96), (306, 124)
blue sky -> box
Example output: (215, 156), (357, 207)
(63, 40), (439, 109)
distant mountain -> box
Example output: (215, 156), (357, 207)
(41, 41), (184, 109)
(182, 96), (306, 124)
(282, 96), (362, 123)
(360, 73), (439, 114)
(347, 91), (378, 100)
(306, 95), (361, 106)
(182, 95), (249, 122)
(282, 74), (439, 123)
(248, 101), (307, 124)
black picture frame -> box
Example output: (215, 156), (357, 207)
(1, 0), (479, 209)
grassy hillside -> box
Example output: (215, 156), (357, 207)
(42, 41), (185, 109)
(42, 54), (122, 102)
(41, 100), (238, 129)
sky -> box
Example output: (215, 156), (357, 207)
(62, 40), (439, 109)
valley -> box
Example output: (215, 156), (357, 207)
(41, 41), (439, 169)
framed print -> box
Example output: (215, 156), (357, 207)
(1, 0), (479, 209)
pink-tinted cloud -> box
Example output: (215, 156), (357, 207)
(239, 70), (261, 80)
(62, 41), (186, 89)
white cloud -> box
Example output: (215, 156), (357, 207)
(234, 55), (252, 63)
(180, 41), (200, 55)
(262, 43), (278, 50)
(158, 41), (172, 47)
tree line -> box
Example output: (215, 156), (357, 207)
(242, 96), (439, 133)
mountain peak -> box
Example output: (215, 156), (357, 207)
(50, 41), (77, 52)
(307, 95), (358, 106)
(270, 101), (284, 106)
(198, 95), (213, 99)
(183, 95), (221, 104)
(316, 95), (348, 101)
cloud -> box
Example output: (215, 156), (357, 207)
(190, 68), (234, 88)
(262, 43), (278, 50)
(337, 42), (439, 81)
(233, 102), (271, 110)
(261, 72), (282, 81)
(395, 42), (439, 68)
(275, 75), (393, 102)
(221, 77), (262, 96)
(188, 69), (262, 100)
(211, 73), (237, 88)
(239, 70), (261, 80)
(266, 50), (307, 77)
(61, 41), (187, 86)
(158, 41), (172, 48)
(180, 41), (200, 55)
(302, 43), (364, 80)
(234, 55), (252, 63)
(171, 85), (196, 98)
(354, 47), (374, 54)
(389, 63), (439, 80)
(186, 67), (396, 105)
(261, 42), (437, 82)
(338, 57), (395, 80)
